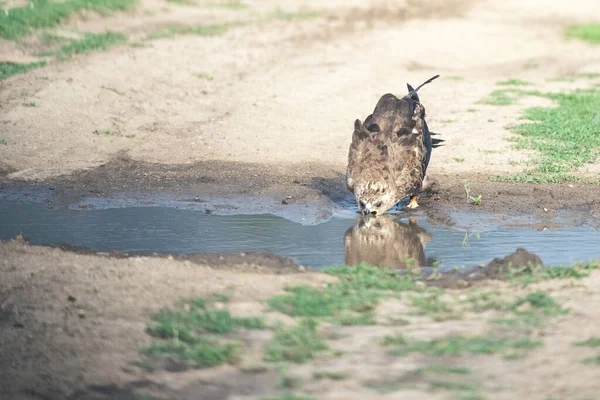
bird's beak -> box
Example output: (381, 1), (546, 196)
(364, 202), (372, 216)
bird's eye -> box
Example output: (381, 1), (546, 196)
(359, 201), (366, 208)
(374, 201), (382, 207)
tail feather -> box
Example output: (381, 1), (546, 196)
(432, 138), (444, 148)
(404, 74), (440, 100)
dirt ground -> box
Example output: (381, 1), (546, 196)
(1, 0), (600, 399)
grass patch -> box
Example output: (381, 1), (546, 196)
(0, 0), (137, 40)
(440, 119), (457, 124)
(583, 355), (600, 365)
(193, 72), (214, 80)
(453, 157), (465, 163)
(0, 139), (7, 145)
(272, 7), (320, 21)
(264, 319), (328, 363)
(211, 1), (248, 9)
(141, 338), (241, 368)
(509, 88), (600, 178)
(0, 61), (47, 80)
(22, 101), (36, 107)
(574, 338), (600, 348)
(92, 129), (135, 138)
(523, 59), (538, 69)
(445, 76), (464, 81)
(429, 380), (476, 392)
(410, 289), (461, 321)
(146, 23), (229, 40)
(100, 85), (124, 95)
(262, 395), (317, 400)
(467, 108), (478, 112)
(463, 290), (508, 312)
(382, 334), (541, 356)
(44, 31), (127, 59)
(509, 262), (599, 285)
(566, 23), (600, 44)
(313, 371), (347, 380)
(497, 79), (534, 86)
(268, 264), (415, 326)
(412, 365), (471, 376)
(141, 295), (265, 369)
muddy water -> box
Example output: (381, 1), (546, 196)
(1, 200), (598, 270)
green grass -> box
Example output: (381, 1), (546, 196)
(566, 23), (600, 44)
(445, 76), (464, 81)
(22, 101), (36, 107)
(262, 395), (317, 400)
(100, 85), (124, 95)
(0, 139), (8, 145)
(410, 289), (461, 321)
(497, 79), (534, 86)
(0, 0), (137, 40)
(509, 89), (600, 177)
(141, 295), (265, 369)
(485, 87), (600, 182)
(211, 1), (249, 9)
(510, 292), (568, 315)
(507, 262), (599, 286)
(583, 355), (600, 365)
(462, 290), (508, 312)
(141, 337), (241, 368)
(44, 31), (127, 59)
(412, 365), (471, 376)
(453, 157), (465, 163)
(193, 72), (214, 80)
(146, 23), (229, 40)
(268, 264), (415, 326)
(92, 129), (134, 138)
(429, 380), (476, 392)
(574, 338), (600, 348)
(313, 371), (347, 380)
(467, 108), (478, 112)
(272, 7), (320, 21)
(0, 61), (47, 80)
(477, 89), (541, 106)
(264, 319), (328, 363)
(382, 334), (541, 356)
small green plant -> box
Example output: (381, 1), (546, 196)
(264, 319), (328, 363)
(565, 23), (600, 44)
(92, 129), (135, 138)
(445, 76), (464, 81)
(146, 23), (230, 40)
(211, 1), (248, 9)
(463, 180), (482, 205)
(313, 371), (347, 380)
(100, 85), (124, 95)
(453, 157), (465, 163)
(0, 139), (7, 145)
(193, 72), (214, 80)
(523, 59), (538, 69)
(466, 108), (478, 112)
(440, 119), (456, 124)
(262, 395), (318, 400)
(497, 79), (534, 86)
(583, 355), (600, 365)
(272, 7), (320, 21)
(412, 365), (471, 376)
(0, 61), (47, 80)
(574, 338), (600, 348)
(410, 289), (461, 321)
(22, 101), (36, 107)
(44, 31), (127, 59)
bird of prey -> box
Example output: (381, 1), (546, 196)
(343, 216), (434, 270)
(346, 75), (443, 215)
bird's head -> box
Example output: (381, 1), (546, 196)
(355, 181), (396, 216)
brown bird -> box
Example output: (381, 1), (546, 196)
(346, 75), (443, 215)
(344, 216), (433, 270)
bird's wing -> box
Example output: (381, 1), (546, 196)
(346, 118), (389, 190)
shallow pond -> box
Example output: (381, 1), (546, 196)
(1, 200), (598, 270)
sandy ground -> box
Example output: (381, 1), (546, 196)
(1, 0), (600, 399)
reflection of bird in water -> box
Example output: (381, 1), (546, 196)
(344, 216), (433, 269)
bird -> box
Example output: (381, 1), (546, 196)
(346, 75), (443, 216)
(343, 215), (434, 270)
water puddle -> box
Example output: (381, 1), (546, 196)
(1, 200), (598, 270)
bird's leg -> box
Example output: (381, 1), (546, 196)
(407, 195), (420, 209)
